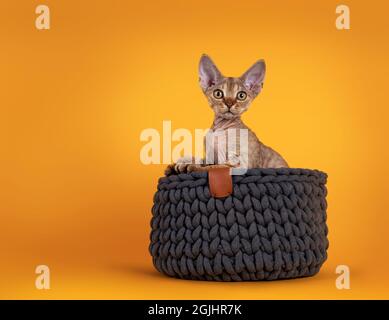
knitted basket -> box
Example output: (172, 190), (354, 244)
(149, 168), (328, 281)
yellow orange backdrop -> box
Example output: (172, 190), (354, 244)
(1, 0), (388, 299)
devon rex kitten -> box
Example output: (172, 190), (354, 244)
(166, 54), (288, 175)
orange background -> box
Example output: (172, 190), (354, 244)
(1, 0), (388, 299)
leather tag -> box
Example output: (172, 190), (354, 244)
(208, 167), (233, 198)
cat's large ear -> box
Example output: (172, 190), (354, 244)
(199, 54), (223, 92)
(240, 60), (266, 96)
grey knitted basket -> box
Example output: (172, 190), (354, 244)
(149, 168), (328, 281)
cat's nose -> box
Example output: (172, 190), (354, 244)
(224, 98), (235, 107)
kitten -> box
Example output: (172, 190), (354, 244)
(166, 54), (288, 175)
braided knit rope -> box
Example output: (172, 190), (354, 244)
(149, 168), (329, 281)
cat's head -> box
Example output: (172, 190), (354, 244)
(199, 54), (266, 120)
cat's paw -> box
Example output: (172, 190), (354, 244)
(226, 153), (241, 167)
(164, 163), (177, 176)
(165, 157), (203, 175)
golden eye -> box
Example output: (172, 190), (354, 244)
(237, 91), (247, 101)
(213, 89), (224, 99)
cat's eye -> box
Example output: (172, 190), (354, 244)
(213, 89), (224, 99)
(236, 91), (247, 101)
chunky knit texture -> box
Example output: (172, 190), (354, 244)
(149, 168), (328, 281)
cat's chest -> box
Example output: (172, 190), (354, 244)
(205, 128), (244, 164)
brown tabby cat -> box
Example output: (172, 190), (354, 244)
(166, 54), (288, 175)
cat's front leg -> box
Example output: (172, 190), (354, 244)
(188, 163), (234, 172)
(226, 152), (242, 168)
(165, 156), (204, 175)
